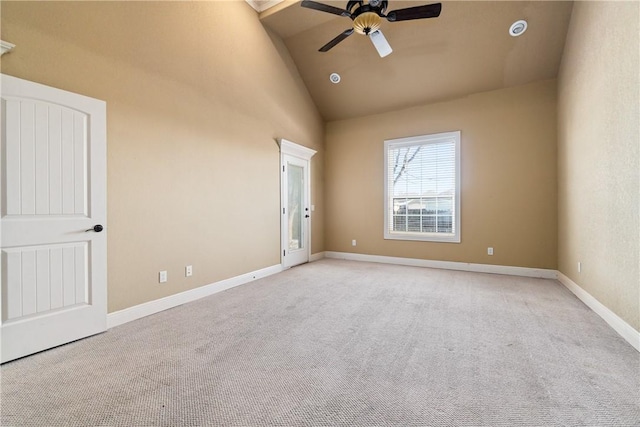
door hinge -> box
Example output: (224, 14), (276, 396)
(283, 165), (285, 172)
(283, 250), (286, 256)
(283, 208), (285, 214)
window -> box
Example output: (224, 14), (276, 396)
(384, 131), (460, 243)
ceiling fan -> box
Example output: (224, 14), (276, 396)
(300, 0), (442, 57)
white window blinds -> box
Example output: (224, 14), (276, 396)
(384, 131), (461, 243)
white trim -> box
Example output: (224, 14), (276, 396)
(1, 40), (15, 56)
(310, 252), (326, 262)
(279, 138), (316, 269)
(321, 251), (638, 352)
(278, 138), (317, 161)
(384, 131), (461, 243)
(106, 253), (639, 353)
(324, 251), (558, 279)
(245, 0), (260, 11)
(245, 0), (284, 12)
(557, 272), (640, 352)
(107, 264), (283, 329)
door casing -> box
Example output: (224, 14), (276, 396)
(279, 139), (316, 269)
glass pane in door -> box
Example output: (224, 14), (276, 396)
(288, 163), (304, 251)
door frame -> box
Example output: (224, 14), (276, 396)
(279, 139), (316, 269)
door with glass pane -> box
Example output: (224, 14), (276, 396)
(281, 154), (311, 268)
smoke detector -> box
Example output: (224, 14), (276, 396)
(509, 20), (528, 37)
(329, 73), (341, 84)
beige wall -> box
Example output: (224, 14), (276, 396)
(3, 1), (636, 333)
(558, 2), (639, 331)
(325, 80), (558, 269)
(0, 1), (325, 312)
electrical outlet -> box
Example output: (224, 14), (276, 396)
(352, 239), (357, 246)
(185, 265), (193, 277)
(487, 247), (494, 256)
(159, 270), (167, 283)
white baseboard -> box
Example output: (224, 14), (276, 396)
(309, 252), (325, 262)
(107, 264), (283, 329)
(322, 252), (638, 352)
(557, 272), (640, 352)
(324, 251), (558, 279)
(106, 252), (639, 353)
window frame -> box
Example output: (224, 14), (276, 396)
(383, 131), (461, 243)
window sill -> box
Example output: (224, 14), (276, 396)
(384, 232), (460, 243)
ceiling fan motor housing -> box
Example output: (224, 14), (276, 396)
(346, 0), (389, 14)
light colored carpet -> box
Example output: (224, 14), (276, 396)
(1, 259), (638, 426)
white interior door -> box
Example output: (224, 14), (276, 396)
(280, 139), (316, 269)
(1, 74), (107, 363)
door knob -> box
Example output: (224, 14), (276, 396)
(305, 215), (310, 218)
(85, 225), (104, 232)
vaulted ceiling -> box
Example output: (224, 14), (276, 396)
(260, 1), (573, 121)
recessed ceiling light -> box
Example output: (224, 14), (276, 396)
(509, 20), (528, 37)
(329, 73), (341, 84)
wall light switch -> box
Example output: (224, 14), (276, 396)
(159, 270), (168, 283)
(352, 239), (357, 246)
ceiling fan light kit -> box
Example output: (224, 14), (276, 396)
(300, 0), (442, 57)
(353, 12), (382, 35)
(370, 30), (392, 57)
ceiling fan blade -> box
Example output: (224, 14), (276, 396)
(370, 30), (393, 57)
(319, 29), (355, 52)
(301, 0), (351, 18)
(386, 3), (442, 22)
